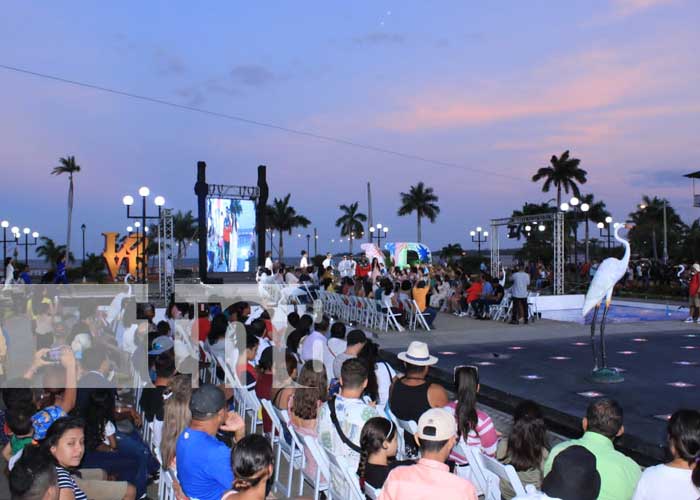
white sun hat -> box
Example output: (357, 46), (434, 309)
(397, 341), (438, 366)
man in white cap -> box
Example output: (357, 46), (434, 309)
(389, 341), (449, 424)
(685, 263), (700, 323)
(379, 408), (477, 500)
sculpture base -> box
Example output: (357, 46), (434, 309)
(589, 367), (625, 384)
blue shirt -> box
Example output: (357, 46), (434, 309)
(19, 272), (31, 284)
(481, 280), (494, 298)
(176, 427), (233, 500)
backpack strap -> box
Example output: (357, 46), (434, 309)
(328, 397), (362, 453)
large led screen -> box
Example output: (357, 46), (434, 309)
(206, 198), (257, 272)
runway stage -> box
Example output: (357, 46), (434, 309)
(379, 321), (699, 465)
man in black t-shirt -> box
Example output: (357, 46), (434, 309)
(139, 351), (175, 422)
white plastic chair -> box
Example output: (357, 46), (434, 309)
(157, 468), (176, 500)
(453, 441), (501, 500)
(411, 299), (432, 331)
(364, 482), (382, 500)
(320, 442), (364, 500)
(481, 453), (526, 497)
(301, 434), (333, 500)
(269, 404), (306, 497)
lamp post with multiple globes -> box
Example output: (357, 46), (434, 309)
(122, 187), (165, 282)
(470, 226), (488, 257)
(369, 223), (389, 247)
(560, 197), (591, 266)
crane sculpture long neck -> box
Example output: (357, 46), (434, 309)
(614, 225), (631, 268)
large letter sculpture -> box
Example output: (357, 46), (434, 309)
(102, 232), (148, 281)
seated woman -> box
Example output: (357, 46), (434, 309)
(290, 360), (328, 482)
(221, 435), (274, 500)
(445, 366), (499, 468)
(496, 400), (550, 499)
(160, 374), (193, 500)
(357, 417), (413, 490)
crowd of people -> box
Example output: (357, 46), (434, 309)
(1, 253), (699, 500)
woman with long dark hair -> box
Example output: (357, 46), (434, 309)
(496, 400), (550, 499)
(447, 365), (499, 466)
(41, 416), (89, 500)
(633, 409), (700, 499)
(357, 417), (411, 490)
(81, 389), (145, 499)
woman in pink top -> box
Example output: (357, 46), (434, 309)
(446, 365), (499, 464)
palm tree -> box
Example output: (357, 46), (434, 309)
(439, 243), (464, 263)
(531, 151), (587, 207)
(335, 202), (367, 254)
(628, 196), (685, 261)
(51, 156), (81, 268)
(397, 182), (440, 242)
(172, 210), (198, 262)
(266, 194), (311, 261)
(36, 236), (74, 266)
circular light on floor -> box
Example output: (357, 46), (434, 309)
(667, 381), (695, 388)
(617, 351), (636, 355)
(578, 391), (604, 398)
(438, 351), (457, 355)
(475, 361), (496, 366)
(509, 346), (525, 351)
(549, 356), (571, 361)
(571, 342), (587, 346)
(521, 374), (544, 380)
(632, 338), (648, 342)
(681, 346), (697, 350)
(673, 361), (698, 366)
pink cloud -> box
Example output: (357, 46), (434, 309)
(612, 0), (678, 17)
(378, 50), (658, 132)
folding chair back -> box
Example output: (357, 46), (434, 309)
(481, 453), (526, 497)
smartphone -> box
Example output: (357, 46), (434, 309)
(42, 346), (64, 363)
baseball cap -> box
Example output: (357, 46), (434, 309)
(416, 408), (457, 441)
(189, 384), (226, 419)
(346, 329), (367, 346)
(148, 335), (174, 355)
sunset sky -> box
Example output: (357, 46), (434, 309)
(1, 1), (699, 258)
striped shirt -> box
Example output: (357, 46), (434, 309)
(56, 466), (87, 500)
(444, 402), (499, 464)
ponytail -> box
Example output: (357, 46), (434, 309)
(357, 448), (369, 483)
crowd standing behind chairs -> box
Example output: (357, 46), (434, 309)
(1, 255), (699, 500)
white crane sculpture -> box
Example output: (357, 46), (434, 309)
(582, 223), (630, 382)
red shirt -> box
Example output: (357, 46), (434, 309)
(223, 224), (232, 242)
(255, 372), (274, 433)
(196, 317), (211, 342)
(356, 263), (370, 278)
(690, 273), (700, 296)
(466, 282), (483, 303)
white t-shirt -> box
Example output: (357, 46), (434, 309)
(300, 256), (309, 269)
(322, 258), (332, 269)
(632, 464), (699, 500)
(323, 338), (347, 382)
(375, 360), (397, 409)
(264, 257), (273, 271)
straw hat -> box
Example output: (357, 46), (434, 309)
(397, 341), (438, 366)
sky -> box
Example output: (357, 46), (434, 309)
(1, 0), (699, 260)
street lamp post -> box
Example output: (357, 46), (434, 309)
(469, 226), (488, 257)
(306, 234), (310, 256)
(122, 188), (165, 282)
(1, 220), (12, 271)
(313, 227), (318, 256)
(81, 224), (86, 265)
(560, 197), (590, 267)
(15, 228), (39, 264)
(369, 223), (389, 247)
(597, 216), (614, 250)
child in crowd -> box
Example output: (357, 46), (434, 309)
(221, 435), (274, 500)
(358, 417), (413, 490)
